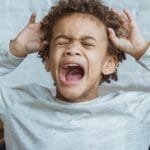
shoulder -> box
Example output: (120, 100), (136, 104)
(108, 90), (150, 100)
(0, 83), (54, 103)
(10, 83), (51, 94)
(101, 90), (150, 113)
(113, 91), (150, 125)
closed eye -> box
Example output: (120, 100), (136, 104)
(56, 39), (70, 46)
(55, 36), (70, 46)
(82, 42), (94, 47)
(56, 42), (70, 45)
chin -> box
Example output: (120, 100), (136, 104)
(56, 85), (98, 103)
(56, 86), (87, 102)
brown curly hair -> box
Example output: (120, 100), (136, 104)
(38, 0), (126, 83)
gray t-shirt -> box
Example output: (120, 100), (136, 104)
(0, 42), (150, 150)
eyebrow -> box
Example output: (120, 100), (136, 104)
(54, 35), (70, 41)
(54, 35), (96, 42)
(81, 36), (96, 42)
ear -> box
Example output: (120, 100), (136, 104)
(102, 55), (118, 75)
(45, 56), (51, 72)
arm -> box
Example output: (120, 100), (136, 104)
(0, 41), (24, 76)
(108, 9), (150, 126)
(137, 45), (150, 71)
(0, 13), (48, 77)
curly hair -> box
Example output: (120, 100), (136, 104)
(38, 0), (127, 83)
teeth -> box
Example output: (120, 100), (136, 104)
(64, 64), (79, 69)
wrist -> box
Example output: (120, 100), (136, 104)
(9, 39), (28, 57)
(134, 41), (150, 60)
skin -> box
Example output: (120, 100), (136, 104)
(108, 9), (149, 59)
(9, 8), (149, 103)
(46, 13), (117, 102)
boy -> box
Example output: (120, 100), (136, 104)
(0, 0), (150, 149)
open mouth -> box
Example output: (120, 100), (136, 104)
(60, 63), (85, 85)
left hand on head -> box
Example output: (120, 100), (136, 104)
(108, 8), (149, 59)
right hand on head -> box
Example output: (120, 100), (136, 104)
(10, 13), (48, 57)
(108, 9), (149, 60)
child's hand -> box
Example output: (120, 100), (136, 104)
(10, 13), (48, 57)
(108, 8), (149, 59)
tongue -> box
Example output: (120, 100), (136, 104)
(66, 69), (83, 81)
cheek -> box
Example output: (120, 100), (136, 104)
(89, 51), (105, 67)
(48, 48), (64, 76)
(90, 60), (102, 76)
(88, 50), (106, 77)
(49, 48), (61, 64)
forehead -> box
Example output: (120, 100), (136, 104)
(52, 13), (107, 40)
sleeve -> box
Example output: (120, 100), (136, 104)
(134, 92), (150, 126)
(0, 41), (25, 76)
(135, 46), (150, 126)
(137, 46), (150, 71)
(0, 86), (17, 117)
(0, 87), (7, 116)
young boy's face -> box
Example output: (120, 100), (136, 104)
(47, 13), (114, 102)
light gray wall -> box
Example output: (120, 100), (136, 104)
(0, 0), (149, 91)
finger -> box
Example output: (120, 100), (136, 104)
(108, 28), (134, 53)
(27, 22), (41, 31)
(108, 28), (120, 48)
(112, 8), (129, 23)
(37, 41), (49, 51)
(123, 9), (142, 39)
(111, 8), (130, 32)
(123, 9), (137, 28)
(28, 12), (37, 24)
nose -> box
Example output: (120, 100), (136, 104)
(64, 42), (82, 57)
